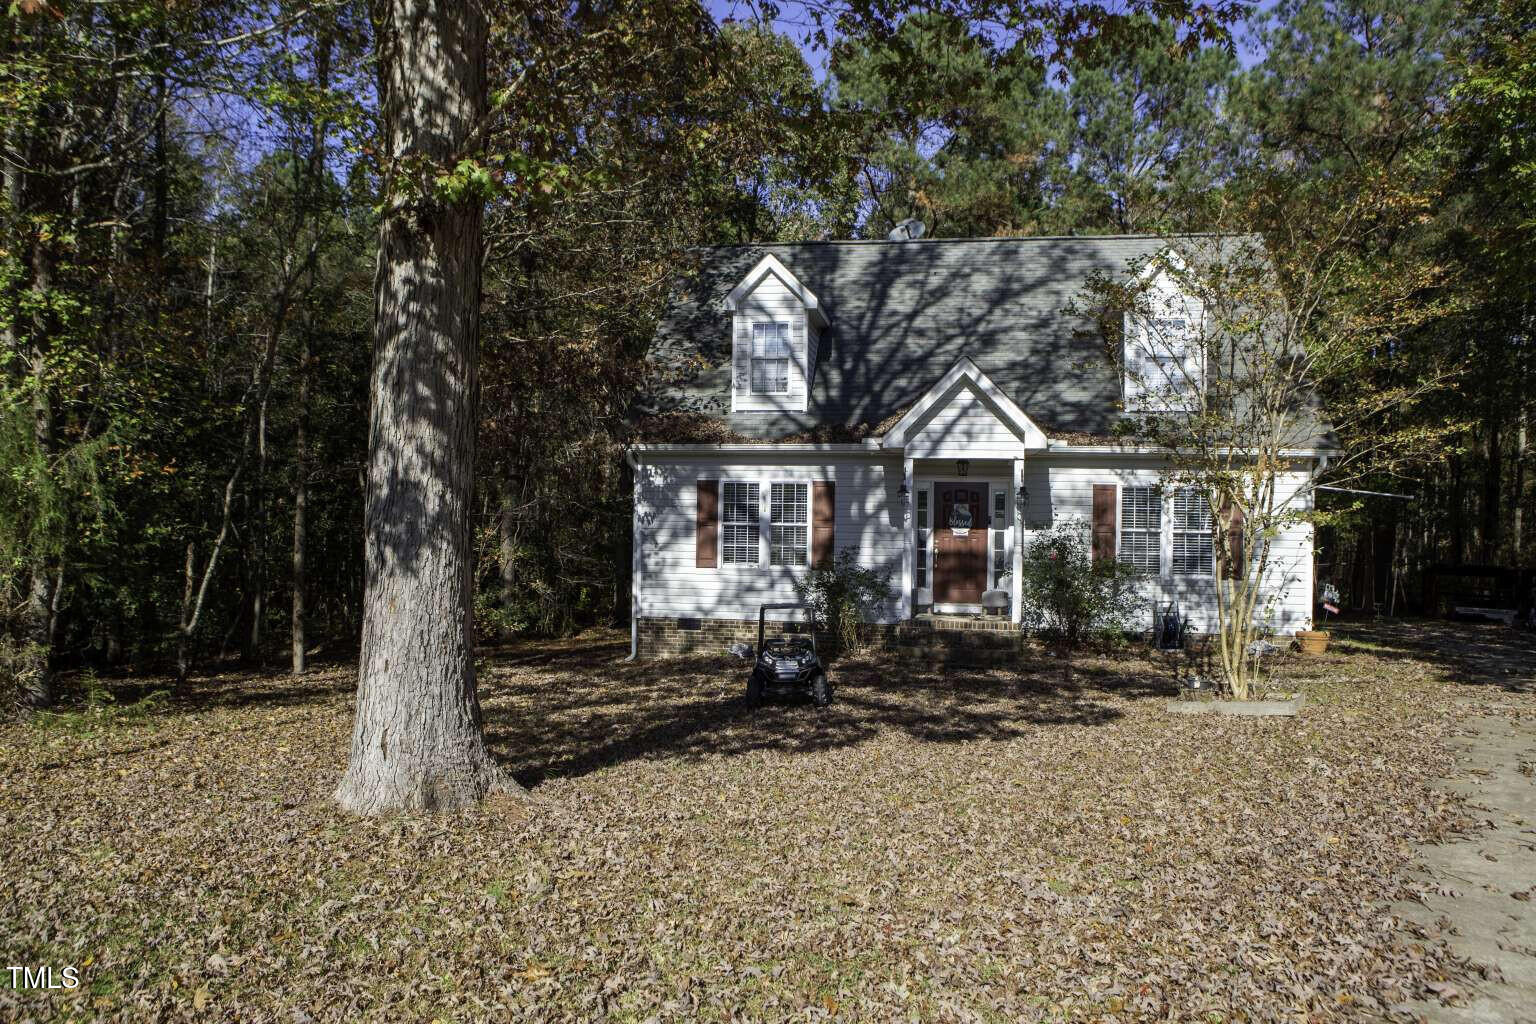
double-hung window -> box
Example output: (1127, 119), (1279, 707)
(1126, 313), (1199, 410)
(721, 482), (759, 565)
(1119, 485), (1161, 573)
(750, 322), (790, 395)
(1171, 488), (1214, 577)
(769, 483), (808, 566)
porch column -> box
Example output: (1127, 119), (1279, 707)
(1011, 455), (1024, 624)
(901, 455), (915, 620)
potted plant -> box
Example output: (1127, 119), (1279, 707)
(1296, 583), (1339, 654)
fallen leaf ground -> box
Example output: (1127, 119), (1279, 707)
(3, 621), (1533, 1023)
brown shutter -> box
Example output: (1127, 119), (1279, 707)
(1091, 484), (1117, 564)
(1220, 501), (1246, 578)
(812, 481), (836, 567)
(696, 480), (719, 568)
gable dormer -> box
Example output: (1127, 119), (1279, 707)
(724, 254), (827, 414)
(1123, 253), (1205, 413)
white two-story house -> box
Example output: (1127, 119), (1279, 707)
(627, 233), (1332, 657)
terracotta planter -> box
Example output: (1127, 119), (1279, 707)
(1295, 630), (1330, 655)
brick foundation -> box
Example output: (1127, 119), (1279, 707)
(634, 615), (1021, 660)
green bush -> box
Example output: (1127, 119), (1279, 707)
(1017, 525), (1145, 648)
(793, 548), (893, 654)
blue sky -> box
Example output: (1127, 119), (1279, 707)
(703, 0), (1271, 85)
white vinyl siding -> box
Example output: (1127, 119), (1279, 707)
(633, 457), (902, 627)
(1042, 460), (1316, 635)
(721, 482), (759, 565)
(1171, 488), (1214, 577)
(1119, 485), (1161, 572)
(769, 483), (809, 566)
(905, 382), (1029, 458)
(630, 453), (1320, 645)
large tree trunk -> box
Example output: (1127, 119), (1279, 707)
(334, 0), (507, 815)
(1482, 419), (1501, 563)
(19, 216), (55, 713)
(292, 323), (309, 675)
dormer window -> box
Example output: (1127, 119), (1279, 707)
(750, 322), (791, 394)
(1124, 261), (1203, 412)
(725, 254), (827, 414)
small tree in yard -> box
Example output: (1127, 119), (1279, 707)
(793, 548), (893, 654)
(1017, 525), (1144, 650)
(1080, 203), (1454, 698)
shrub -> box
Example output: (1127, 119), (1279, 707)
(1017, 525), (1145, 649)
(793, 548), (893, 654)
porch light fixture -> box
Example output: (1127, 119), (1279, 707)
(956, 459), (969, 477)
(899, 482), (910, 508)
(1016, 484), (1029, 508)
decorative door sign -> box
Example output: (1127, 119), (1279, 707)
(948, 502), (973, 536)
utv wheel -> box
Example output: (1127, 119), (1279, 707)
(746, 674), (763, 707)
(811, 672), (831, 707)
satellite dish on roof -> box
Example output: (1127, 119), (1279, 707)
(887, 218), (926, 241)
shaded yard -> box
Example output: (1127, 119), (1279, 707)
(3, 623), (1534, 1022)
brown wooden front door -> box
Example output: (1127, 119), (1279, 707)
(933, 483), (988, 604)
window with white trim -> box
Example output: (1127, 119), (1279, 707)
(1171, 488), (1214, 577)
(750, 322), (790, 394)
(1119, 485), (1160, 572)
(1125, 313), (1200, 410)
(721, 482), (759, 565)
(769, 482), (808, 566)
(992, 491), (1007, 583)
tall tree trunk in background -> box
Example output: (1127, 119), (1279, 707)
(20, 227), (55, 712)
(497, 483), (517, 640)
(248, 391), (268, 661)
(1450, 454), (1465, 563)
(1515, 412), (1527, 565)
(292, 324), (309, 674)
(292, 31), (333, 676)
(1482, 420), (1501, 563)
(334, 0), (508, 814)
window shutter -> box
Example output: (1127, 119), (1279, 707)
(1219, 501), (1245, 579)
(1092, 484), (1117, 564)
(733, 317), (750, 396)
(696, 480), (719, 568)
(812, 481), (835, 567)
(792, 316), (806, 397)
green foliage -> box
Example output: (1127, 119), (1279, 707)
(793, 548), (894, 653)
(1016, 525), (1144, 649)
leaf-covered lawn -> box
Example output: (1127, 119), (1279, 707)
(3, 624), (1531, 1022)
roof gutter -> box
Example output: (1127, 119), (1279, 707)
(1044, 442), (1340, 458)
(628, 441), (885, 454)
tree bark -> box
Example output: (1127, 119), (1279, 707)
(20, 213), (55, 713)
(334, 0), (508, 815)
(1482, 419), (1501, 563)
(292, 322), (310, 675)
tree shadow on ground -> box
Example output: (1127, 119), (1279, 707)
(480, 641), (1173, 787)
(1332, 618), (1536, 695)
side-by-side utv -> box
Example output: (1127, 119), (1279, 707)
(733, 603), (831, 708)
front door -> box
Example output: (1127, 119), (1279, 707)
(934, 483), (988, 605)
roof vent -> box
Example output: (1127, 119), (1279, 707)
(887, 218), (926, 241)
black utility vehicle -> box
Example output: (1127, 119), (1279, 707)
(736, 603), (831, 707)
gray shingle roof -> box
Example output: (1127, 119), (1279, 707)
(642, 233), (1330, 446)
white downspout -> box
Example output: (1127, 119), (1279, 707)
(624, 447), (641, 661)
